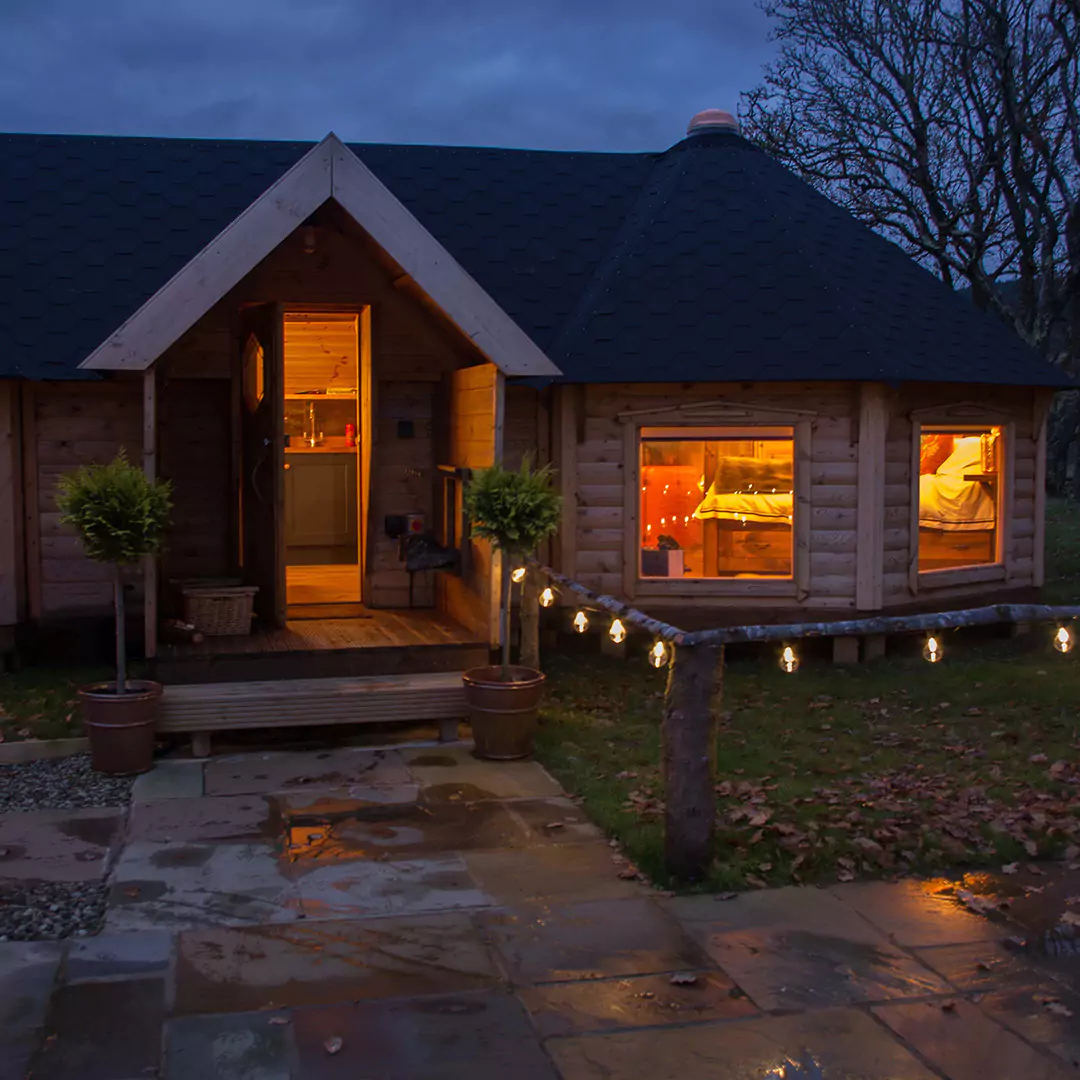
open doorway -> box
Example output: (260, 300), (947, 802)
(282, 312), (363, 610)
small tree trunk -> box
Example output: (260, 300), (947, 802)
(113, 564), (127, 694)
(662, 642), (722, 881)
(520, 566), (540, 671)
(501, 559), (513, 679)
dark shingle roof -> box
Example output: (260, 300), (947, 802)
(0, 129), (1066, 386)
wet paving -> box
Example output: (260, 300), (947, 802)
(1, 741), (1079, 1078)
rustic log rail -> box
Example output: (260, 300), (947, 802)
(531, 561), (1080, 882)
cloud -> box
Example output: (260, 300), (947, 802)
(0, 0), (776, 150)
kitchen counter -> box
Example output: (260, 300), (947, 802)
(285, 439), (356, 455)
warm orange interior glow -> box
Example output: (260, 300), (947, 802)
(917, 426), (1001, 573)
(639, 429), (794, 579)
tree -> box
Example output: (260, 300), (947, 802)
(742, 0), (1079, 370)
(56, 453), (171, 693)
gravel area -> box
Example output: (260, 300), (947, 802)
(0, 752), (134, 813)
(0, 880), (108, 941)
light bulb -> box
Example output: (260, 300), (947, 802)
(1054, 625), (1073, 654)
(649, 640), (669, 668)
(779, 645), (799, 674)
(539, 586), (556, 608)
(609, 618), (627, 644)
(923, 635), (943, 663)
(573, 610), (589, 634)
(511, 566), (526, 583)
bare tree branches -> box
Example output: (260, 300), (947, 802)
(743, 0), (1080, 368)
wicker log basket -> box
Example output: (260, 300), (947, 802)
(175, 580), (258, 636)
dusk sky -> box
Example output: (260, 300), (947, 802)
(0, 0), (777, 151)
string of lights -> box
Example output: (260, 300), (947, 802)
(512, 562), (1080, 672)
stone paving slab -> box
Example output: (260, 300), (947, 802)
(978, 984), (1080, 1069)
(290, 989), (560, 1079)
(0, 940), (62, 1080)
(914, 940), (1049, 992)
(696, 923), (951, 1011)
(285, 800), (531, 863)
(463, 844), (645, 906)
(830, 880), (1004, 947)
(131, 759), (205, 801)
(293, 853), (490, 920)
(518, 969), (758, 1037)
(546, 1005), (939, 1079)
(174, 912), (500, 1014)
(106, 841), (300, 931)
(0, 807), (122, 883)
(481, 897), (710, 983)
(504, 797), (605, 845)
(873, 998), (1077, 1080)
(405, 746), (564, 801)
(129, 794), (277, 844)
(27, 976), (166, 1080)
(66, 928), (174, 981)
(166, 1010), (293, 1080)
(204, 748), (412, 797)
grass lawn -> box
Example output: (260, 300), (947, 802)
(0, 667), (105, 744)
(534, 496), (1080, 890)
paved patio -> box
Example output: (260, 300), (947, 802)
(2, 743), (1079, 1079)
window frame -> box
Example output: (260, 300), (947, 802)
(624, 417), (811, 600)
(909, 418), (1014, 592)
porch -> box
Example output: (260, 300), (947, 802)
(154, 608), (489, 685)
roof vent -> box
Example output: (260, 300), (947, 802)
(686, 109), (740, 136)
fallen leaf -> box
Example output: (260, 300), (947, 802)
(268, 1017), (290, 1026)
(1045, 1001), (1074, 1017)
(324, 1036), (344, 1055)
(1058, 911), (1080, 928)
(1029, 753), (1049, 764)
(837, 869), (856, 882)
(1001, 863), (1019, 875)
(941, 1000), (958, 1012)
(1024, 840), (1039, 858)
(957, 889), (999, 915)
(122, 886), (140, 898)
(715, 892), (738, 901)
(669, 973), (698, 986)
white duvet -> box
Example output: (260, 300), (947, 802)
(693, 491), (793, 524)
(919, 437), (996, 532)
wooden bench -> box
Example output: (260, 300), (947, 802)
(158, 671), (468, 757)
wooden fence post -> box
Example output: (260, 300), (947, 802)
(663, 642), (723, 881)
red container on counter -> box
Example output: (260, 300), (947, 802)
(345, 423), (356, 447)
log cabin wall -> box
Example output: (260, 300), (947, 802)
(0, 381), (24, 634)
(561, 382), (863, 612)
(882, 383), (1041, 609)
(156, 201), (487, 612)
(25, 380), (143, 619)
(556, 380), (1046, 618)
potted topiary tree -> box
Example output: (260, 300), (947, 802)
(462, 458), (562, 759)
(56, 452), (172, 775)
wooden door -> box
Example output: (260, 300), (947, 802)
(240, 304), (285, 625)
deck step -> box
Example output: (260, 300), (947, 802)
(158, 672), (468, 734)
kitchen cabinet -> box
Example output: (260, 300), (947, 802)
(284, 451), (358, 553)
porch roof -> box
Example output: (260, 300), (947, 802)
(0, 128), (1068, 387)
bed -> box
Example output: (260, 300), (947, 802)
(692, 455), (794, 576)
(918, 435), (998, 569)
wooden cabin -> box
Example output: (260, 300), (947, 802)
(0, 112), (1068, 737)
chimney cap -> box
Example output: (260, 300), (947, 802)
(686, 109), (740, 136)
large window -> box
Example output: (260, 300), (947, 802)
(917, 425), (1002, 573)
(639, 426), (794, 579)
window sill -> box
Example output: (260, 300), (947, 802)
(916, 563), (1006, 590)
(635, 578), (797, 598)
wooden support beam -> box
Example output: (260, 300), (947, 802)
(20, 383), (41, 620)
(663, 642), (722, 881)
(855, 383), (887, 610)
(143, 367), (158, 660)
(0, 382), (24, 628)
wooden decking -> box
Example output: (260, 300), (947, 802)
(159, 671), (467, 755)
(154, 609), (489, 685)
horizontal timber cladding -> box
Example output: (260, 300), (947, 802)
(31, 380), (143, 617)
(570, 382), (861, 610)
(565, 381), (1046, 616)
(883, 384), (1039, 606)
(154, 200), (487, 612)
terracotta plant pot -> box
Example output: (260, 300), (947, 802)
(462, 665), (546, 760)
(78, 680), (161, 775)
